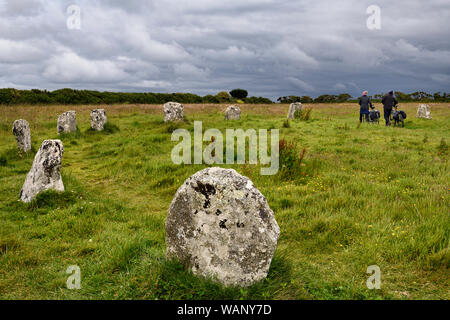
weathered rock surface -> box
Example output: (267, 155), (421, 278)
(164, 102), (184, 122)
(57, 111), (77, 134)
(287, 102), (303, 119)
(416, 104), (432, 119)
(166, 167), (280, 287)
(225, 105), (241, 120)
(12, 119), (31, 152)
(20, 140), (64, 203)
(91, 109), (107, 131)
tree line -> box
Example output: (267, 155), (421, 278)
(0, 88), (273, 105)
(277, 91), (450, 103)
(1, 88), (448, 105)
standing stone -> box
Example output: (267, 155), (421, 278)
(225, 105), (241, 120)
(287, 102), (303, 119)
(91, 109), (107, 131)
(12, 119), (31, 152)
(57, 111), (77, 134)
(166, 167), (280, 287)
(20, 140), (64, 203)
(164, 102), (184, 122)
(416, 104), (432, 119)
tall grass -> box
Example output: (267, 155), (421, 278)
(0, 102), (448, 300)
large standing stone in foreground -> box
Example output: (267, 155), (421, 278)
(166, 167), (280, 287)
(225, 105), (241, 120)
(416, 104), (432, 119)
(12, 119), (31, 152)
(91, 109), (107, 131)
(57, 111), (77, 134)
(20, 140), (64, 203)
(164, 102), (184, 122)
(287, 102), (303, 119)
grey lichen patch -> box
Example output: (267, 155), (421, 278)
(165, 167), (280, 287)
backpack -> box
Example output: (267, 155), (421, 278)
(369, 110), (380, 121)
(392, 110), (406, 120)
(392, 110), (400, 120)
(392, 110), (407, 121)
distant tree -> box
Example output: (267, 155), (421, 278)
(373, 94), (384, 100)
(277, 96), (288, 103)
(300, 96), (313, 103)
(410, 91), (432, 101)
(336, 93), (352, 103)
(229, 89), (248, 100)
(432, 92), (449, 102)
(216, 91), (231, 103)
(394, 91), (412, 102)
(203, 95), (220, 103)
(277, 96), (301, 104)
(0, 88), (21, 104)
(314, 94), (337, 103)
(245, 96), (274, 104)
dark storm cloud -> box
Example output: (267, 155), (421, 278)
(0, 0), (449, 99)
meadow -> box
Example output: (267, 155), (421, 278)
(0, 102), (448, 300)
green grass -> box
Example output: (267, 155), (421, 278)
(0, 103), (448, 300)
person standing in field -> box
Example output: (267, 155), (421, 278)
(358, 91), (372, 123)
(381, 91), (398, 126)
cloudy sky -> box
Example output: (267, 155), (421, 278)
(0, 0), (449, 99)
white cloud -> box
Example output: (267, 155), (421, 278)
(333, 83), (347, 91)
(173, 63), (209, 79)
(3, 0), (43, 16)
(287, 77), (315, 92)
(124, 80), (171, 89)
(430, 74), (450, 84)
(268, 42), (319, 67)
(0, 39), (45, 63)
(199, 46), (258, 62)
(43, 51), (128, 83)
(124, 28), (191, 62)
(394, 39), (450, 66)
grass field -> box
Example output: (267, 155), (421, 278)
(0, 102), (448, 300)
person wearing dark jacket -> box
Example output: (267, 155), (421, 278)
(381, 91), (398, 126)
(358, 91), (372, 123)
